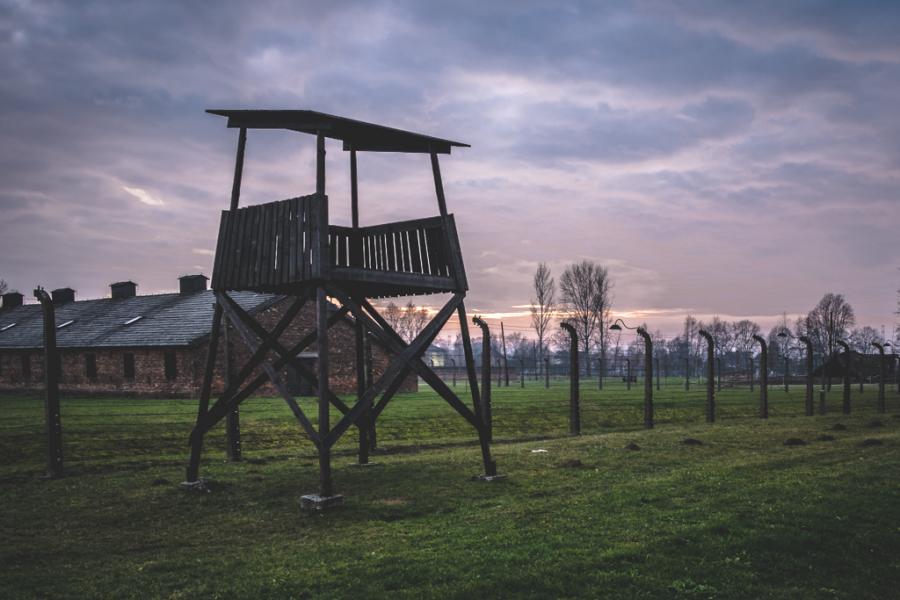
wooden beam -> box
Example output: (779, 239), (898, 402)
(230, 128), (247, 210)
(216, 294), (308, 409)
(216, 292), (350, 414)
(316, 131), (326, 196)
(192, 305), (349, 439)
(216, 292), (321, 445)
(338, 291), (481, 429)
(34, 288), (63, 479)
(316, 286), (333, 496)
(430, 152), (448, 217)
(186, 301), (223, 481)
(350, 147), (359, 228)
(320, 293), (463, 449)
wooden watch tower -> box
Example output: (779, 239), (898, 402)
(185, 110), (498, 505)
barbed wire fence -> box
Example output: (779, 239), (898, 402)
(3, 326), (899, 480)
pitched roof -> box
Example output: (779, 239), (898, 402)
(0, 291), (278, 350)
(206, 109), (469, 154)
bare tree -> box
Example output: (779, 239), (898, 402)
(849, 326), (880, 354)
(530, 263), (556, 370)
(400, 301), (429, 343)
(384, 301), (402, 332)
(683, 314), (699, 377)
(0, 279), (7, 295)
(805, 293), (856, 357)
(559, 260), (613, 376)
(731, 320), (760, 355)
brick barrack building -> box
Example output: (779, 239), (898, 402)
(0, 275), (416, 397)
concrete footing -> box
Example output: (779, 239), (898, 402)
(179, 479), (210, 492)
(475, 473), (507, 482)
(300, 494), (344, 511)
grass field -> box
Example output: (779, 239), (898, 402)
(1, 379), (899, 599)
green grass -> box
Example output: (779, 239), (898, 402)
(1, 380), (899, 599)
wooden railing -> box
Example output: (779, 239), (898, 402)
(212, 193), (466, 292)
(212, 194), (327, 291)
(329, 215), (464, 285)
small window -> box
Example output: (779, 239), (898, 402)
(86, 354), (97, 381)
(123, 353), (135, 380)
(21, 353), (31, 380)
(164, 351), (177, 381)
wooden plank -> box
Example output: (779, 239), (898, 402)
(219, 210), (239, 289)
(444, 215), (468, 291)
(212, 210), (230, 289)
(276, 198), (287, 284)
(360, 214), (445, 236)
(425, 227), (444, 276)
(235, 207), (249, 289)
(245, 205), (259, 287)
(409, 229), (422, 273)
(262, 202), (274, 286)
(386, 231), (396, 272)
(298, 197), (307, 280)
(289, 196), (299, 282)
(259, 203), (272, 287)
(396, 230), (406, 272)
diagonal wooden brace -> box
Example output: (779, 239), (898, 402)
(216, 294), (308, 411)
(191, 304), (350, 441)
(216, 292), (321, 445)
(332, 289), (480, 429)
(320, 293), (463, 449)
(219, 292), (351, 414)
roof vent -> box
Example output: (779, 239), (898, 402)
(111, 281), (137, 300)
(1, 292), (23, 310)
(178, 274), (208, 295)
(51, 287), (76, 305)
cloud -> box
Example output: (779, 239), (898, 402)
(0, 0), (896, 335)
(122, 186), (164, 206)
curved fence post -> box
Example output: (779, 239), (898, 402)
(626, 358), (632, 391)
(872, 342), (886, 413)
(753, 335), (768, 418)
(836, 340), (851, 415)
(560, 322), (580, 435)
(472, 316), (492, 443)
(598, 357), (603, 390)
(34, 287), (63, 479)
(544, 357), (550, 389)
(637, 327), (654, 429)
(699, 329), (715, 423)
(520, 359), (525, 388)
(799, 335), (814, 416)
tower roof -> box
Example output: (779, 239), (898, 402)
(207, 109), (469, 154)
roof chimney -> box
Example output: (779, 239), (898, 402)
(110, 281), (137, 300)
(178, 274), (208, 295)
(51, 287), (76, 305)
(1, 292), (24, 310)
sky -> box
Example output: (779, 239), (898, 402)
(1, 0), (898, 340)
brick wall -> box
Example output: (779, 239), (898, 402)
(0, 297), (417, 397)
(199, 298), (418, 397)
(0, 347), (197, 397)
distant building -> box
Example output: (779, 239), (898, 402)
(813, 350), (898, 380)
(0, 275), (415, 397)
